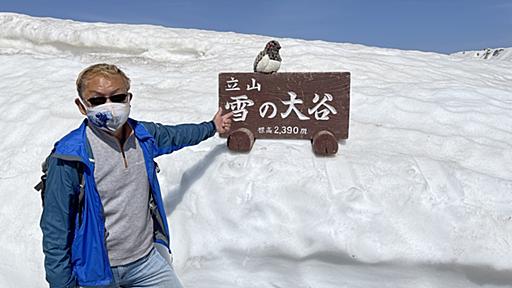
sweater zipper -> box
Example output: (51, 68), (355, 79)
(116, 140), (128, 169)
(121, 149), (128, 168)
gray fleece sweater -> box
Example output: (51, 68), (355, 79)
(86, 124), (154, 266)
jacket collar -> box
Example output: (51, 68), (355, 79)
(128, 118), (152, 142)
(53, 119), (90, 164)
(53, 118), (148, 166)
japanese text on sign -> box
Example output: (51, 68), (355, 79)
(224, 77), (338, 122)
(219, 72), (350, 141)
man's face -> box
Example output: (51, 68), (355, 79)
(76, 74), (130, 115)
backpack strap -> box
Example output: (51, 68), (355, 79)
(35, 154), (86, 214)
(34, 155), (51, 207)
(77, 162), (86, 225)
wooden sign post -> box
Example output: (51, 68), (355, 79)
(219, 72), (350, 155)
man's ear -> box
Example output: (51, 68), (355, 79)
(75, 98), (87, 116)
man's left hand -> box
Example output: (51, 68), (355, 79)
(213, 108), (234, 134)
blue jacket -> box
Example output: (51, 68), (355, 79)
(40, 118), (216, 287)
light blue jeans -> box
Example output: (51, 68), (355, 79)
(82, 247), (183, 288)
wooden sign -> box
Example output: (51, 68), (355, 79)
(219, 72), (350, 155)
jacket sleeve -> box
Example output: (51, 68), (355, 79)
(141, 120), (216, 156)
(40, 156), (79, 288)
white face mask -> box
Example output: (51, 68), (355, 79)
(84, 102), (131, 133)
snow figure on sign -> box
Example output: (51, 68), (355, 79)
(253, 40), (282, 74)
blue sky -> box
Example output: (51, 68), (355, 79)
(1, 0), (510, 54)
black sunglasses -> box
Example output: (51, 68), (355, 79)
(86, 93), (131, 106)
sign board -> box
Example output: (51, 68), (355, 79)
(218, 72), (350, 154)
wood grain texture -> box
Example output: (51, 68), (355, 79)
(227, 128), (255, 152)
(312, 130), (338, 155)
(219, 72), (350, 154)
(219, 72), (350, 142)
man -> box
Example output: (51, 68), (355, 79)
(40, 63), (233, 287)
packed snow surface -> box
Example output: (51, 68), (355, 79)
(452, 48), (512, 61)
(0, 13), (511, 288)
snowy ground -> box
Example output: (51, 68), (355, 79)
(0, 13), (512, 288)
